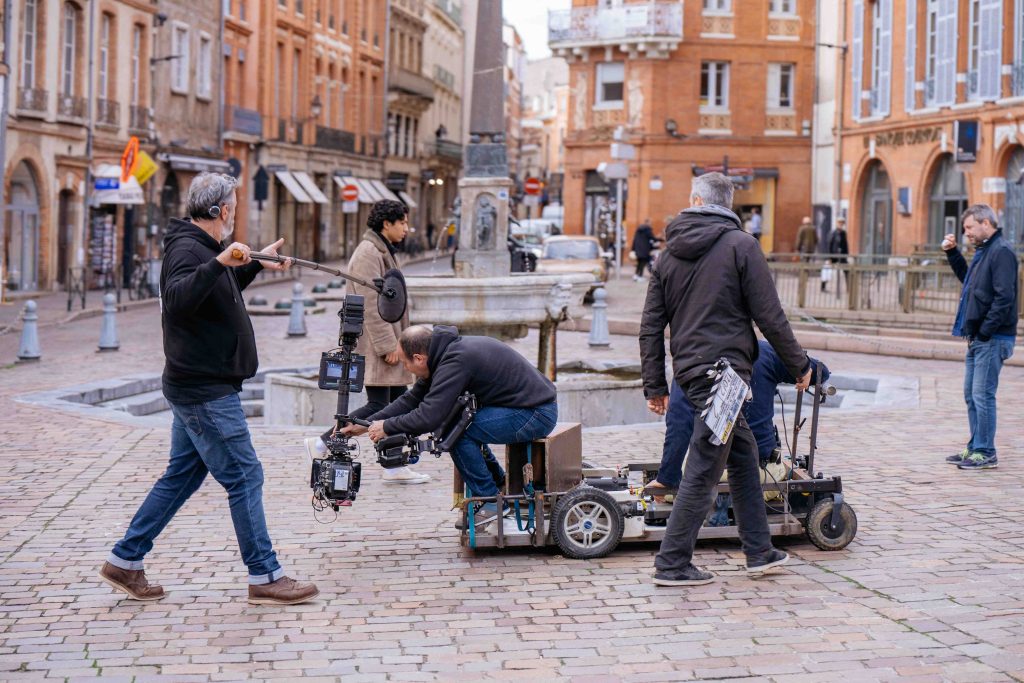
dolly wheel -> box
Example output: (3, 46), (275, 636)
(551, 485), (624, 559)
(805, 498), (858, 551)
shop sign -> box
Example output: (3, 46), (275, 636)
(864, 126), (942, 148)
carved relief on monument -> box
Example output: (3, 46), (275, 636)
(474, 194), (498, 250)
(628, 78), (644, 128)
(573, 71), (588, 130)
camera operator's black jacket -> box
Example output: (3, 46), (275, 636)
(160, 218), (263, 403)
(639, 205), (809, 397)
(373, 326), (556, 436)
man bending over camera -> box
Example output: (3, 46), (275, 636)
(343, 325), (558, 527)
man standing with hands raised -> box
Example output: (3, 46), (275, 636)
(100, 172), (319, 605)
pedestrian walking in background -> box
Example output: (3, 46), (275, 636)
(942, 204), (1019, 470)
(639, 172), (811, 587)
(631, 219), (659, 281)
(822, 217), (850, 292)
(796, 216), (818, 259)
(306, 199), (430, 485)
(749, 207), (763, 243)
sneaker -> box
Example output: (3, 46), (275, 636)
(945, 448), (970, 464)
(653, 564), (715, 586)
(99, 561), (165, 601)
(381, 466), (431, 484)
(958, 452), (998, 470)
(455, 503), (506, 530)
(747, 549), (789, 576)
(248, 576), (320, 605)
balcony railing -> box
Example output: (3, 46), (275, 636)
(96, 98), (119, 127)
(548, 1), (683, 54)
(316, 126), (357, 153)
(226, 106), (263, 136)
(128, 105), (151, 132)
(426, 139), (463, 161)
(16, 87), (47, 115)
(57, 94), (87, 120)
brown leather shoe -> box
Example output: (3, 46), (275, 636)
(248, 576), (319, 605)
(99, 561), (165, 601)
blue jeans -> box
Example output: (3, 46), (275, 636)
(451, 402), (559, 497)
(657, 382), (696, 487)
(109, 393), (284, 585)
(963, 338), (1015, 457)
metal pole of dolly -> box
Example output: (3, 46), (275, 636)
(614, 177), (623, 279)
(0, 0), (13, 303)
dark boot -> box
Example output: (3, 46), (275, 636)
(99, 561), (165, 601)
(247, 576), (320, 605)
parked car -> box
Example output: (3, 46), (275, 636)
(535, 235), (610, 300)
(510, 218), (560, 259)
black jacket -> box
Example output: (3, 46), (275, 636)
(828, 228), (849, 257)
(947, 229), (1019, 340)
(373, 326), (557, 436)
(160, 218), (264, 403)
(632, 225), (657, 259)
(639, 205), (809, 397)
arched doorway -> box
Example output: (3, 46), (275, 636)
(859, 161), (892, 258)
(1003, 147), (1024, 245)
(927, 154), (968, 249)
(4, 162), (41, 291)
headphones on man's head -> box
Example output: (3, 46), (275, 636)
(208, 205), (221, 218)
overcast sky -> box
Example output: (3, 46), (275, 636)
(503, 0), (571, 60)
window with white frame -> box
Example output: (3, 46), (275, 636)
(769, 0), (796, 14)
(99, 14), (111, 99)
(925, 0), (957, 106)
(197, 34), (212, 98)
(61, 3), (79, 98)
(700, 61), (729, 109)
(703, 0), (731, 12)
(852, 0), (864, 119)
(870, 0), (892, 116)
(767, 63), (794, 109)
(131, 25), (142, 106)
(905, 0), (917, 111)
(971, 0), (1003, 100)
(968, 0), (981, 95)
(21, 0), (37, 89)
(171, 24), (190, 93)
(595, 62), (624, 107)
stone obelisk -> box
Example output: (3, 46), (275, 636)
(454, 0), (513, 278)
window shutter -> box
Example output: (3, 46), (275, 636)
(852, 0), (865, 120)
(978, 0), (1004, 100)
(936, 0), (958, 105)
(767, 64), (781, 109)
(878, 0), (893, 114)
(905, 0), (917, 111)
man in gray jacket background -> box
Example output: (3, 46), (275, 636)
(639, 172), (811, 587)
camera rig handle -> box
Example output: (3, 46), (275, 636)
(336, 415), (371, 428)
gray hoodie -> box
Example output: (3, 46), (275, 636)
(639, 205), (809, 396)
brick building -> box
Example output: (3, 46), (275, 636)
(522, 56), (569, 210)
(839, 0), (1024, 255)
(549, 0), (817, 252)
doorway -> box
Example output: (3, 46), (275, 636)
(859, 161), (892, 259)
(4, 161), (41, 291)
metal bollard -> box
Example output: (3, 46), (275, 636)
(17, 300), (41, 362)
(98, 292), (120, 352)
(588, 287), (611, 347)
(287, 282), (307, 337)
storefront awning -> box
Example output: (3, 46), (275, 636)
(163, 154), (232, 174)
(371, 180), (401, 203)
(274, 171), (312, 203)
(292, 171), (329, 204)
(398, 190), (418, 209)
(91, 164), (144, 205)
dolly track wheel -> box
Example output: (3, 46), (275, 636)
(551, 485), (624, 559)
(805, 497), (857, 551)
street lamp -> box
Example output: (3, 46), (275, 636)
(309, 94), (322, 121)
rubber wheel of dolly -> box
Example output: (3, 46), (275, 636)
(805, 497), (858, 551)
(551, 485), (624, 560)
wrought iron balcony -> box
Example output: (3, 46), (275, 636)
(316, 126), (356, 153)
(548, 1), (683, 59)
(16, 87), (48, 115)
(227, 106), (263, 136)
(57, 94), (87, 120)
(96, 98), (120, 127)
(129, 105), (152, 132)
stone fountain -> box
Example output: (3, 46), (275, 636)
(404, 0), (591, 342)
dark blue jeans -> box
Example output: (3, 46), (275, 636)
(963, 338), (1015, 457)
(451, 402), (559, 497)
(109, 393), (284, 585)
(658, 381), (695, 487)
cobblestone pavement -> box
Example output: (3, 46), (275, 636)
(1, 283), (1023, 682)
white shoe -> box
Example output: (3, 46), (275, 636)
(303, 437), (325, 464)
(381, 466), (431, 484)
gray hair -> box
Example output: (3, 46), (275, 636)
(961, 203), (998, 229)
(187, 172), (238, 220)
(690, 172), (734, 208)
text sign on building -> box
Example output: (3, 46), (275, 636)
(864, 126), (942, 149)
(524, 177), (542, 195)
(954, 120), (979, 163)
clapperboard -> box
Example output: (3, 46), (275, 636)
(700, 359), (752, 445)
